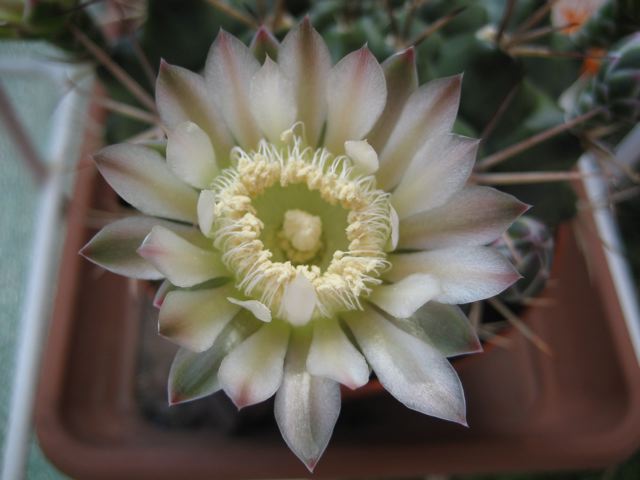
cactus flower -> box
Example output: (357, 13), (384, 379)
(81, 20), (528, 470)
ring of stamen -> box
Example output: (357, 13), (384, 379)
(209, 136), (392, 320)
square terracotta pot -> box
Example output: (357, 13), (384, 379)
(36, 142), (640, 479)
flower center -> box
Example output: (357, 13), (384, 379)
(208, 136), (392, 322)
(278, 209), (323, 264)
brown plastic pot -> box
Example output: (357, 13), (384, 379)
(36, 145), (640, 478)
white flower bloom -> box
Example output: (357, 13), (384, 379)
(81, 20), (528, 471)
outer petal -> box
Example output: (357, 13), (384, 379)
(392, 135), (479, 219)
(275, 331), (341, 472)
(279, 18), (332, 147)
(205, 30), (261, 149)
(156, 60), (233, 161)
(167, 311), (261, 405)
(323, 46), (387, 154)
(306, 317), (369, 389)
(80, 216), (187, 280)
(345, 307), (467, 425)
(94, 143), (198, 223)
(387, 247), (520, 304)
(166, 121), (219, 189)
(138, 225), (226, 287)
(158, 284), (240, 352)
(249, 26), (279, 63)
(398, 186), (530, 250)
(250, 58), (297, 143)
(369, 273), (440, 319)
(377, 75), (462, 191)
(392, 302), (482, 358)
(218, 321), (290, 408)
(368, 47), (418, 152)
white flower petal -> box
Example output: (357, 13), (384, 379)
(80, 216), (183, 280)
(398, 186), (530, 250)
(227, 297), (272, 322)
(166, 121), (219, 189)
(168, 311), (261, 404)
(138, 225), (226, 287)
(345, 139), (379, 175)
(377, 75), (462, 190)
(156, 60), (233, 162)
(369, 273), (440, 319)
(386, 204), (399, 252)
(275, 332), (341, 472)
(205, 30), (261, 149)
(346, 307), (467, 425)
(197, 189), (217, 238)
(249, 26), (279, 63)
(392, 302), (482, 358)
(306, 317), (369, 389)
(219, 321), (290, 408)
(153, 279), (173, 308)
(279, 18), (332, 147)
(387, 247), (520, 304)
(250, 57), (297, 143)
(94, 143), (198, 223)
(159, 285), (240, 352)
(392, 135), (479, 218)
(278, 273), (317, 326)
(368, 47), (418, 152)
(323, 46), (387, 154)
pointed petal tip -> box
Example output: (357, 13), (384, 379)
(304, 458), (318, 473)
(400, 46), (416, 63)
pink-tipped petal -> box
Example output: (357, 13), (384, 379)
(323, 46), (387, 154)
(168, 311), (261, 405)
(387, 247), (521, 304)
(156, 60), (233, 162)
(138, 225), (226, 288)
(279, 18), (332, 147)
(166, 121), (219, 189)
(153, 279), (174, 308)
(275, 331), (341, 472)
(205, 30), (261, 149)
(80, 216), (190, 280)
(218, 321), (290, 408)
(159, 285), (240, 352)
(306, 317), (370, 389)
(398, 186), (530, 250)
(250, 57), (297, 143)
(346, 307), (467, 425)
(249, 26), (280, 62)
(368, 47), (418, 152)
(392, 302), (482, 358)
(369, 273), (440, 319)
(94, 143), (198, 223)
(392, 135), (479, 219)
(377, 74), (462, 190)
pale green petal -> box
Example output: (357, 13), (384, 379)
(94, 143), (198, 223)
(159, 285), (240, 352)
(218, 321), (290, 408)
